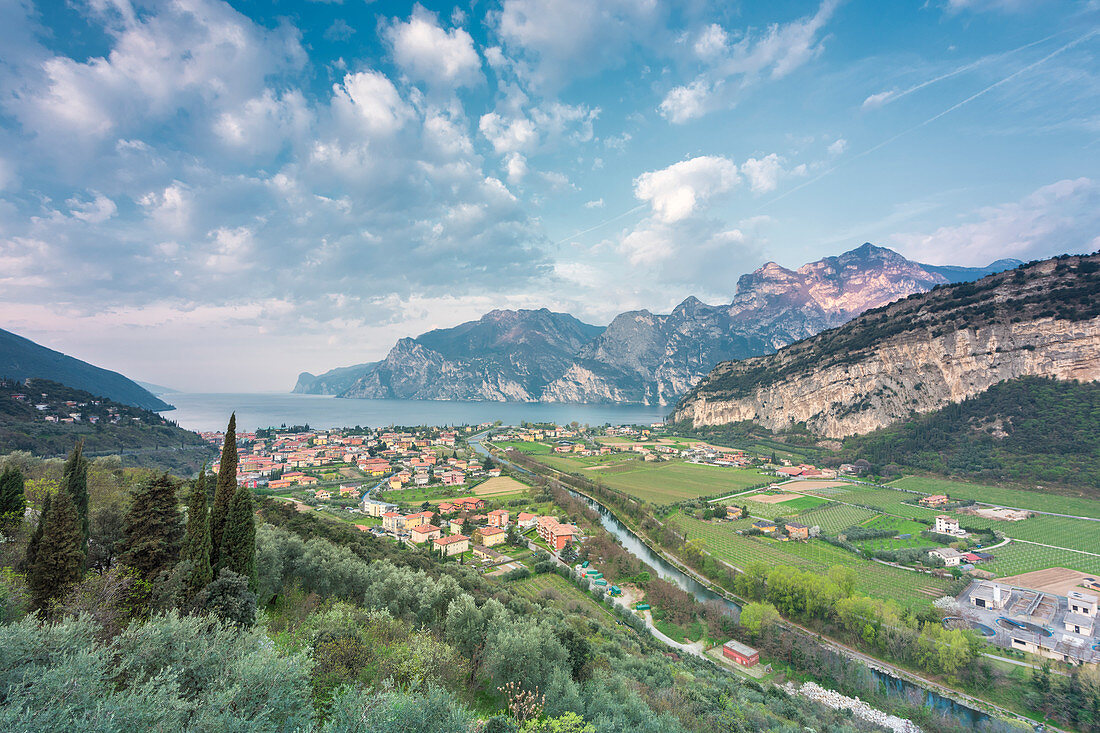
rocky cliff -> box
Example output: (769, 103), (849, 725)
(296, 244), (1021, 405)
(674, 254), (1100, 437)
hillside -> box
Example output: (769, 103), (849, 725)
(0, 327), (170, 411)
(845, 376), (1100, 491)
(0, 378), (212, 473)
(675, 253), (1100, 437)
(298, 245), (1018, 405)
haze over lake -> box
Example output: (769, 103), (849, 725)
(161, 393), (669, 432)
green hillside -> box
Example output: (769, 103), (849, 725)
(844, 376), (1100, 491)
(0, 327), (170, 411)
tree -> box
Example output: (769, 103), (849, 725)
(119, 474), (183, 581)
(209, 414), (238, 568)
(28, 489), (85, 614)
(0, 466), (26, 526)
(739, 602), (780, 635)
(194, 569), (257, 626)
(218, 486), (256, 590)
(24, 493), (50, 571)
(61, 441), (89, 556)
(185, 468), (213, 597)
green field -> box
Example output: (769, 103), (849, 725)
(952, 513), (1100, 555)
(806, 484), (941, 520)
(593, 461), (770, 503)
(508, 573), (614, 621)
(741, 494), (828, 520)
(795, 503), (881, 534)
(671, 514), (950, 610)
(854, 516), (940, 552)
(497, 440), (553, 455)
(889, 476), (1100, 519)
(980, 541), (1100, 577)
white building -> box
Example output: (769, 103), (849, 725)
(934, 515), (966, 537)
(931, 547), (964, 567)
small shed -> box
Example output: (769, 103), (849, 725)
(722, 639), (760, 667)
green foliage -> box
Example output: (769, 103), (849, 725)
(0, 465), (25, 525)
(739, 601), (779, 634)
(218, 486), (256, 589)
(210, 413), (238, 568)
(119, 473), (183, 581)
(185, 468), (213, 597)
(846, 377), (1100, 490)
(27, 488), (85, 613)
(321, 685), (474, 733)
(61, 440), (89, 556)
(194, 569), (257, 626)
(24, 492), (49, 571)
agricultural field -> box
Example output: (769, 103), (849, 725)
(889, 476), (1100, 520)
(496, 440), (553, 455)
(741, 494), (828, 520)
(670, 514), (950, 610)
(508, 573), (614, 621)
(979, 541), (1100, 578)
(795, 503), (880, 534)
(472, 476), (531, 498)
(594, 461), (770, 503)
(537, 452), (641, 473)
(853, 516), (940, 552)
(954, 513), (1100, 555)
(804, 485), (940, 520)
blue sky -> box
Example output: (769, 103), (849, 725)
(1, 0), (1098, 391)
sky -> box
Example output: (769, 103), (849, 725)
(1, 0), (1099, 392)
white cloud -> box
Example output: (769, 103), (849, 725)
(740, 154), (783, 194)
(659, 0), (839, 123)
(67, 191), (118, 224)
(584, 198), (604, 209)
(861, 90), (896, 110)
(504, 152), (528, 184)
(693, 24), (728, 61)
(827, 138), (847, 156)
(634, 156), (739, 223)
(384, 8), (482, 89)
(495, 0), (662, 89)
(214, 89), (312, 156)
(332, 71), (414, 137)
(890, 178), (1100, 266)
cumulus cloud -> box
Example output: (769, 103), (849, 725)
(827, 138), (847, 156)
(67, 191), (117, 223)
(634, 156), (739, 223)
(384, 7), (482, 89)
(740, 154), (783, 194)
(659, 0), (839, 123)
(584, 198), (604, 208)
(890, 178), (1100, 266)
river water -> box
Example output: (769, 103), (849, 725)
(468, 433), (995, 729)
(161, 392), (669, 432)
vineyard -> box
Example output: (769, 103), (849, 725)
(979, 541), (1100, 577)
(889, 476), (1100, 519)
(795, 503), (880, 534)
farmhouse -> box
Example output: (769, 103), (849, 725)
(725, 506), (743, 520)
(930, 547), (964, 567)
(721, 639), (759, 667)
(784, 521), (809, 540)
(314, 489), (331, 500)
(752, 520), (777, 534)
(919, 494), (949, 507)
(934, 515), (966, 537)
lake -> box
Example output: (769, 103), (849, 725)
(160, 393), (670, 432)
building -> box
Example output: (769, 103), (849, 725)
(752, 520), (777, 534)
(479, 527), (507, 547)
(449, 519), (465, 535)
(472, 544), (506, 562)
(725, 506), (743, 520)
(409, 524), (443, 544)
(382, 512), (407, 533)
(969, 581), (1010, 610)
(784, 521), (809, 540)
(931, 547), (965, 567)
(721, 639), (759, 667)
(536, 516), (577, 551)
(1068, 590), (1098, 617)
(517, 512), (537, 529)
(934, 515), (965, 536)
(919, 494), (950, 507)
(433, 534), (469, 557)
(403, 512), (429, 530)
(362, 498), (399, 517)
(315, 489), (331, 500)
(487, 509), (509, 528)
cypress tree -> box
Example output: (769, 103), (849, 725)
(209, 414), (238, 568)
(24, 492), (51, 571)
(61, 440), (89, 556)
(0, 465), (26, 524)
(218, 486), (256, 591)
(28, 489), (85, 614)
(185, 468), (213, 597)
(119, 474), (183, 581)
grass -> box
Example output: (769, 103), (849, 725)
(590, 461), (770, 503)
(953, 513), (1100, 555)
(670, 513), (951, 610)
(497, 440), (553, 455)
(854, 516), (941, 552)
(742, 495), (828, 520)
(889, 476), (1100, 519)
(508, 573), (614, 621)
(980, 541), (1100, 577)
(795, 503), (881, 534)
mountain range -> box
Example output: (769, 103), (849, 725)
(294, 244), (1021, 405)
(0, 326), (171, 411)
(674, 252), (1100, 437)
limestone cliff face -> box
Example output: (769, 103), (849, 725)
(676, 317), (1100, 437)
(675, 254), (1100, 437)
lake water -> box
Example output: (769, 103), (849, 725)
(160, 393), (669, 432)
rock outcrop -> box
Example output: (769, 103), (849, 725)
(675, 253), (1100, 437)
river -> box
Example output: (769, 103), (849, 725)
(160, 392), (669, 432)
(468, 433), (996, 730)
